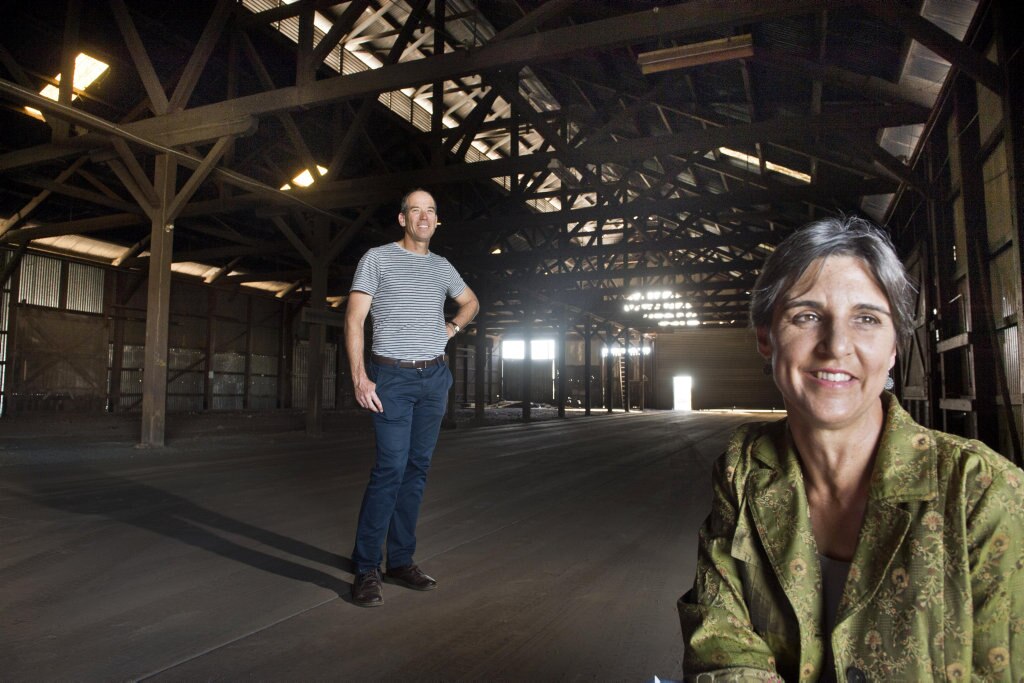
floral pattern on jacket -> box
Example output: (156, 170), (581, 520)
(679, 394), (1024, 682)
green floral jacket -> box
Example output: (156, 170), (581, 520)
(679, 394), (1024, 682)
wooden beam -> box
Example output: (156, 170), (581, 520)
(491, 0), (580, 42)
(168, 0), (235, 111)
(166, 135), (234, 220)
(1, 0), (856, 170)
(8, 173), (140, 213)
(109, 0), (170, 114)
(53, 0), (81, 141)
(310, 0), (373, 66)
(139, 154), (177, 447)
(752, 45), (937, 109)
(1, 212), (146, 244)
(0, 157), (88, 236)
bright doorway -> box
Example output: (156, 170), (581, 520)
(673, 375), (693, 411)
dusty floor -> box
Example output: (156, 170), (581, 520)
(0, 407), (780, 681)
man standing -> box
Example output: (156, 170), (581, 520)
(345, 188), (479, 607)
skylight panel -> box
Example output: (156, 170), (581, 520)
(24, 53), (109, 120)
(281, 165), (328, 190)
(718, 147), (811, 184)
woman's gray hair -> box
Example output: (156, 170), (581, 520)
(749, 216), (915, 346)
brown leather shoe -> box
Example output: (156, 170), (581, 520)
(351, 569), (383, 607)
(384, 564), (437, 591)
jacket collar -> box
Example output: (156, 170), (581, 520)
(751, 392), (938, 503)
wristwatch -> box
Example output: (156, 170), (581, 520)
(449, 321), (461, 333)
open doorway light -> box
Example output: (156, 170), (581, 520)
(502, 339), (555, 360)
(673, 375), (693, 411)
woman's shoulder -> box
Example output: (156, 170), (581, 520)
(915, 423), (1024, 507)
(886, 396), (1020, 481)
(926, 426), (1018, 477)
(717, 419), (787, 475)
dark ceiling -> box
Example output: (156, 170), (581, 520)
(0, 0), (981, 335)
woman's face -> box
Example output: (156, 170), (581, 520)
(757, 255), (898, 433)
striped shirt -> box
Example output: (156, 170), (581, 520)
(351, 242), (467, 360)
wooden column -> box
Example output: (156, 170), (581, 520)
(522, 318), (532, 422)
(474, 302), (487, 425)
(203, 288), (216, 410)
(953, 78), (998, 446)
(557, 306), (567, 418)
(140, 154), (177, 447)
(4, 251), (22, 416)
(639, 335), (647, 411)
(306, 257), (327, 435)
(278, 302), (292, 409)
(925, 142), (947, 431)
(605, 325), (614, 414)
(445, 334), (457, 427)
(461, 342), (469, 405)
(108, 271), (126, 412)
(583, 317), (592, 416)
(244, 296), (253, 410)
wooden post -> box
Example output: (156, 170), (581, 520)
(474, 301), (487, 425)
(953, 78), (998, 447)
(557, 306), (567, 418)
(605, 325), (614, 414)
(140, 154), (177, 447)
(583, 317), (592, 416)
(305, 257), (327, 435)
(522, 316), (532, 422)
(203, 288), (216, 410)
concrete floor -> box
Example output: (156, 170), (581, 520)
(0, 408), (778, 681)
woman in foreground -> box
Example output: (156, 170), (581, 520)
(679, 216), (1023, 682)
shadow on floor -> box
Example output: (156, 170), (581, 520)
(16, 464), (355, 598)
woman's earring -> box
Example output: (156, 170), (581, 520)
(884, 373), (895, 391)
(762, 363), (772, 376)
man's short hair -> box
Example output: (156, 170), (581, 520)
(400, 188), (433, 213)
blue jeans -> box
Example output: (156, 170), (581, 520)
(352, 361), (452, 575)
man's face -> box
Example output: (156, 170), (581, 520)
(398, 191), (438, 245)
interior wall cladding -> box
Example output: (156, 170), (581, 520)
(978, 53), (1024, 458)
(290, 340), (338, 410)
(651, 328), (783, 411)
(113, 280), (290, 413)
(451, 345), (501, 406)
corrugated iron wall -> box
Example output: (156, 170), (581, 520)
(291, 340), (337, 410)
(111, 280), (294, 414)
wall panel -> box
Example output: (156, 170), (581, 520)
(651, 328), (782, 411)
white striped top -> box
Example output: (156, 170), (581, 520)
(351, 242), (467, 360)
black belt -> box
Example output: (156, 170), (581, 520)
(371, 353), (446, 369)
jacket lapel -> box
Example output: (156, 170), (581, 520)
(744, 428), (824, 658)
(836, 394), (937, 623)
